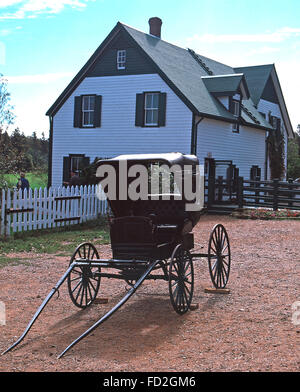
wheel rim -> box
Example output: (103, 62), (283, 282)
(169, 245), (194, 315)
(208, 224), (231, 289)
(68, 243), (101, 308)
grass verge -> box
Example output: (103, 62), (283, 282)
(0, 218), (110, 266)
(3, 171), (48, 189)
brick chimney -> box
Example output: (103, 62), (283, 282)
(148, 17), (162, 38)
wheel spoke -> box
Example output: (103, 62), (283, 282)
(70, 276), (81, 283)
(71, 279), (82, 294)
(183, 281), (192, 296)
(75, 284), (83, 301)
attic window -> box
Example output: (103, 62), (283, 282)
(117, 50), (126, 70)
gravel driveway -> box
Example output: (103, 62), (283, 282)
(0, 215), (299, 372)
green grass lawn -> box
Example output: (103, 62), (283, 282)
(3, 172), (48, 189)
(0, 219), (110, 266)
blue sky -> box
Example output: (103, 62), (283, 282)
(1, 0), (300, 137)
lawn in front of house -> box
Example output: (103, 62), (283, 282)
(0, 220), (110, 266)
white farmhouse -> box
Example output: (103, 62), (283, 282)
(46, 17), (294, 187)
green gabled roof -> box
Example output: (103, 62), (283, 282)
(123, 23), (272, 130)
(201, 74), (246, 96)
(122, 23), (235, 122)
(234, 64), (273, 106)
(46, 21), (273, 131)
(241, 98), (271, 128)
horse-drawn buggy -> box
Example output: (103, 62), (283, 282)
(2, 153), (231, 358)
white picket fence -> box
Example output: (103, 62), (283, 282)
(0, 185), (108, 236)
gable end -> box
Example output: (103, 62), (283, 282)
(261, 75), (279, 104)
(86, 30), (156, 77)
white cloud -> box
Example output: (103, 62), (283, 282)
(6, 72), (74, 84)
(0, 1), (23, 7)
(0, 0), (94, 19)
(245, 46), (280, 57)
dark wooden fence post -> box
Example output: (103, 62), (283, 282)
(207, 176), (215, 208)
(273, 178), (279, 211)
(237, 176), (244, 209)
(217, 176), (223, 202)
(288, 178), (294, 208)
(255, 175), (260, 205)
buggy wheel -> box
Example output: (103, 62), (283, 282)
(68, 243), (101, 309)
(168, 244), (194, 315)
(208, 224), (231, 289)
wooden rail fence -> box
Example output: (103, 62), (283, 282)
(205, 176), (300, 211)
(237, 177), (300, 210)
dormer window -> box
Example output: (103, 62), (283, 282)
(117, 50), (126, 70)
(231, 98), (240, 133)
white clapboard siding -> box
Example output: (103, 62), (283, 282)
(0, 185), (108, 237)
(197, 118), (267, 179)
(51, 74), (193, 186)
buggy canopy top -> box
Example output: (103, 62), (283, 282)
(96, 152), (199, 168)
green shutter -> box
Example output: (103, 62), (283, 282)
(158, 92), (167, 126)
(82, 156), (90, 169)
(135, 93), (144, 126)
(94, 95), (102, 127)
(73, 96), (82, 128)
(63, 157), (70, 184)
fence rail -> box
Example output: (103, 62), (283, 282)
(237, 177), (300, 210)
(205, 176), (300, 211)
(0, 185), (108, 237)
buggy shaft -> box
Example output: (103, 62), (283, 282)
(1, 262), (76, 356)
(58, 259), (160, 359)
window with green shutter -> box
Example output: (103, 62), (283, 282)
(135, 91), (166, 127)
(73, 95), (102, 128)
(62, 154), (90, 185)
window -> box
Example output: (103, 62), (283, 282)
(135, 92), (166, 127)
(117, 50), (126, 70)
(70, 156), (83, 173)
(231, 99), (240, 133)
(82, 95), (95, 127)
(250, 165), (261, 181)
(73, 95), (102, 128)
(62, 155), (90, 184)
(144, 93), (159, 126)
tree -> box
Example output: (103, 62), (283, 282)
(287, 125), (300, 180)
(0, 75), (19, 188)
(0, 74), (15, 131)
(267, 128), (285, 180)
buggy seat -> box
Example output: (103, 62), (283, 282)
(110, 216), (173, 260)
(132, 199), (192, 242)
